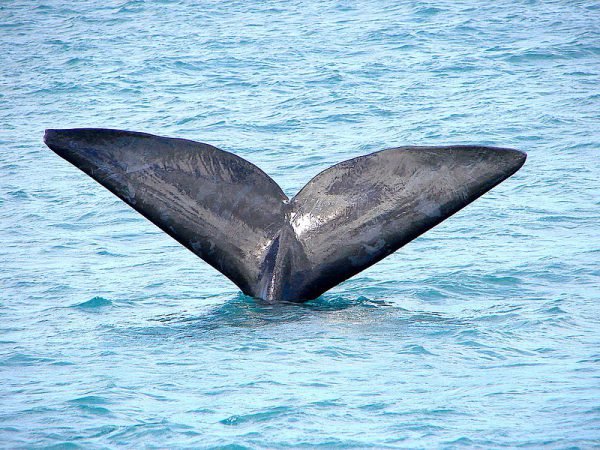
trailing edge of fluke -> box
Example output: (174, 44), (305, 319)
(44, 128), (526, 303)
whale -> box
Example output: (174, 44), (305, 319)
(44, 128), (526, 303)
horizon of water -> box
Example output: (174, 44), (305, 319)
(1, 1), (599, 448)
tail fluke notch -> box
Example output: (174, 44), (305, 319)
(45, 128), (526, 302)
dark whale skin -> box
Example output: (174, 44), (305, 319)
(44, 128), (526, 303)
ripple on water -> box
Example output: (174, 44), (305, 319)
(68, 396), (113, 416)
(220, 406), (296, 426)
(1, 0), (599, 448)
(71, 297), (113, 309)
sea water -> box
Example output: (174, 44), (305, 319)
(1, 1), (599, 447)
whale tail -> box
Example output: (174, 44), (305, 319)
(44, 128), (526, 302)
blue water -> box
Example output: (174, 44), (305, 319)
(1, 1), (599, 447)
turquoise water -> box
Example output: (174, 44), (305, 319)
(1, 0), (599, 447)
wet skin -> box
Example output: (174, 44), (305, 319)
(44, 128), (526, 302)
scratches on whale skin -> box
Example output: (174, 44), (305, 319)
(44, 128), (526, 303)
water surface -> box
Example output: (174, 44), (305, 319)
(1, 1), (599, 447)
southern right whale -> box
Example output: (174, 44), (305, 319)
(44, 128), (526, 303)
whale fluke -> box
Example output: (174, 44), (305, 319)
(44, 128), (526, 303)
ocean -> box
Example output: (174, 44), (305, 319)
(1, 1), (599, 447)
